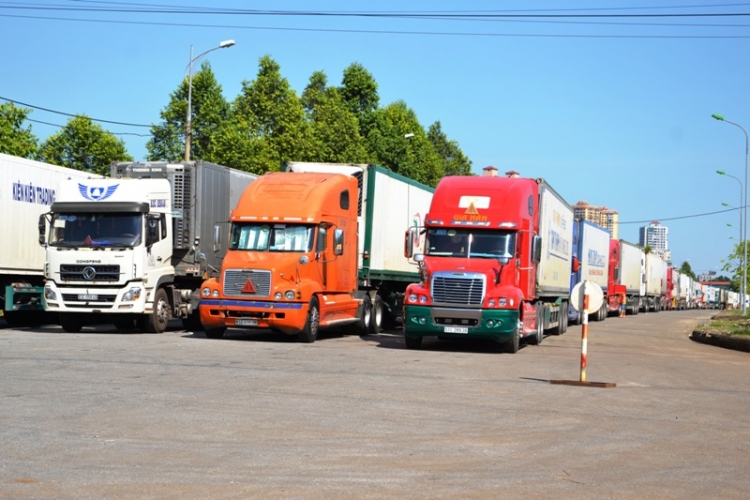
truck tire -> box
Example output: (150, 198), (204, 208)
(369, 295), (384, 335)
(204, 327), (226, 339)
(504, 320), (521, 353)
(404, 334), (422, 350)
(355, 294), (372, 336)
(298, 296), (320, 343)
(145, 288), (170, 333)
(59, 313), (83, 333)
(528, 306), (544, 345)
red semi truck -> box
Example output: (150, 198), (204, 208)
(403, 175), (573, 353)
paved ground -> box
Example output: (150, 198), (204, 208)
(0, 309), (748, 499)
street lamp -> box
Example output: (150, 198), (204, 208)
(185, 39), (236, 162)
(717, 170), (744, 309)
(713, 114), (749, 314)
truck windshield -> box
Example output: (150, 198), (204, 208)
(425, 228), (516, 259)
(230, 223), (315, 252)
(49, 213), (142, 248)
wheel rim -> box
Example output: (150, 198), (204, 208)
(373, 302), (382, 327)
(310, 305), (319, 337)
(156, 298), (169, 326)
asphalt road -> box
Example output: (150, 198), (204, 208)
(0, 309), (748, 499)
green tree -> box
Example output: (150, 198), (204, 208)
(340, 63), (379, 136)
(302, 71), (368, 163)
(427, 121), (472, 177)
(147, 62), (231, 162)
(233, 55), (312, 172)
(0, 102), (38, 158)
(721, 241), (747, 293)
(366, 101), (443, 186)
(678, 261), (697, 281)
(38, 115), (132, 174)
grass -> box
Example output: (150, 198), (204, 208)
(702, 309), (750, 337)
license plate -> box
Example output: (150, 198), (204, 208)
(444, 326), (468, 334)
(78, 294), (98, 301)
(235, 318), (258, 327)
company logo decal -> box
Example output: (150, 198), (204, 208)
(82, 266), (97, 280)
(78, 183), (119, 201)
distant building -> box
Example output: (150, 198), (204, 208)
(482, 166), (498, 177)
(639, 221), (669, 260)
(572, 200), (619, 239)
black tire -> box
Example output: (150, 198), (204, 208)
(181, 310), (204, 332)
(355, 294), (372, 336)
(298, 296), (320, 343)
(145, 288), (170, 333)
(404, 334), (422, 349)
(528, 306), (544, 345)
(204, 327), (226, 339)
(559, 302), (568, 334)
(59, 313), (83, 333)
(369, 295), (384, 334)
(551, 302), (566, 335)
(504, 319), (521, 353)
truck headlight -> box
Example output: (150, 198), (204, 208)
(212, 290), (219, 298)
(122, 287), (142, 302)
(202, 287), (210, 297)
(498, 298), (507, 306)
(419, 295), (428, 304)
(408, 293), (418, 303)
(285, 290), (295, 300)
(44, 286), (56, 301)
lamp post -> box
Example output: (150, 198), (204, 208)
(717, 170), (744, 308)
(713, 114), (749, 314)
(185, 39), (235, 162)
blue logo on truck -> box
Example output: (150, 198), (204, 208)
(78, 183), (119, 201)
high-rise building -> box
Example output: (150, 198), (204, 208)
(639, 221), (669, 260)
(571, 200), (619, 239)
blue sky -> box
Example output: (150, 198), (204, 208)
(3, 1), (750, 277)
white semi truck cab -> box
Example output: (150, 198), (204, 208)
(39, 161), (256, 333)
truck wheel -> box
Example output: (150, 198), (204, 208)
(298, 296), (320, 343)
(404, 334), (422, 349)
(369, 295), (384, 334)
(559, 302), (569, 334)
(504, 321), (521, 353)
(355, 294), (372, 336)
(204, 327), (226, 339)
(528, 307), (544, 345)
(59, 313), (83, 333)
(145, 288), (170, 333)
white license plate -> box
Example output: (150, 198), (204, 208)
(78, 294), (98, 301)
(444, 326), (468, 334)
(235, 318), (258, 327)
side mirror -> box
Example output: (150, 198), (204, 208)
(213, 224), (222, 254)
(38, 214), (47, 245)
(414, 253), (424, 263)
(572, 256), (580, 273)
(404, 228), (415, 258)
(498, 256), (510, 265)
(532, 235), (542, 264)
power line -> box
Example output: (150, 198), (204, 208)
(619, 206), (740, 224)
(26, 117), (151, 136)
(0, 96), (151, 128)
(3, 13), (750, 39)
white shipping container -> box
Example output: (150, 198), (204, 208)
(579, 221), (610, 291)
(0, 154), (98, 277)
(679, 273), (691, 300)
(619, 240), (644, 295)
(537, 181), (574, 295)
(645, 253), (667, 296)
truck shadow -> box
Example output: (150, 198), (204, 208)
(363, 331), (529, 354)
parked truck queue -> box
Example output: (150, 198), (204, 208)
(0, 153), (740, 349)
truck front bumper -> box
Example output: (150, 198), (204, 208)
(404, 305), (520, 343)
(200, 299), (307, 335)
(43, 282), (149, 314)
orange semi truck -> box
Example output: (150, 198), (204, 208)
(199, 163), (434, 342)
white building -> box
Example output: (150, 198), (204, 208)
(639, 221), (670, 260)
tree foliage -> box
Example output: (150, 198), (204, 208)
(678, 260), (697, 280)
(721, 241), (747, 293)
(37, 115), (132, 174)
(0, 102), (38, 158)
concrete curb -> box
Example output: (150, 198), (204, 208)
(690, 330), (750, 353)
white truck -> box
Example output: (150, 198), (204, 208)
(618, 239), (645, 315)
(39, 161), (256, 333)
(0, 153), (99, 326)
(643, 253), (668, 312)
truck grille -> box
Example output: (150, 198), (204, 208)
(60, 264), (121, 282)
(431, 272), (485, 306)
(62, 294), (118, 308)
(223, 269), (272, 297)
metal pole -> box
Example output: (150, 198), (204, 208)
(580, 281), (589, 383)
(184, 44), (194, 162)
